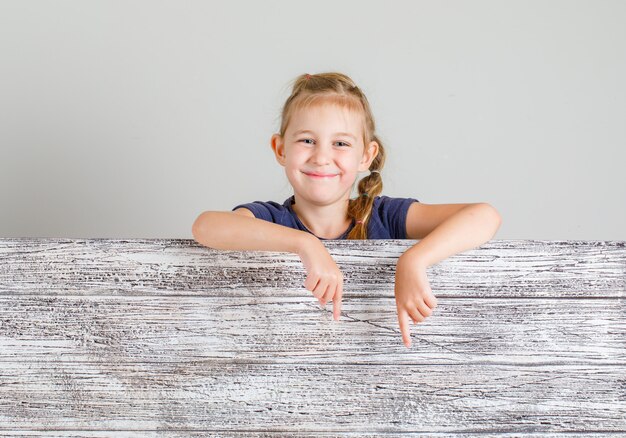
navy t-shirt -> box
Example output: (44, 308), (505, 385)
(232, 195), (419, 240)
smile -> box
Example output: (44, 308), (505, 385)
(303, 171), (339, 178)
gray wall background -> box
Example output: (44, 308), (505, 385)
(1, 0), (624, 241)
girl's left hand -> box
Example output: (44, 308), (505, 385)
(394, 253), (438, 348)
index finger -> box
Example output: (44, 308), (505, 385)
(333, 281), (343, 321)
(398, 309), (411, 348)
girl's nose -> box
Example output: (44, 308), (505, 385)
(311, 145), (331, 164)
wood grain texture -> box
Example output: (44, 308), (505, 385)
(0, 296), (624, 365)
(0, 238), (625, 435)
(0, 239), (624, 297)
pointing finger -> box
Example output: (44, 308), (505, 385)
(333, 282), (343, 321)
(398, 309), (411, 348)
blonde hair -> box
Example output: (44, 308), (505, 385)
(277, 72), (386, 239)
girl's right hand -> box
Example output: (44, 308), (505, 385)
(297, 235), (343, 321)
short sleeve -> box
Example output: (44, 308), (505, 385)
(375, 196), (419, 239)
(231, 201), (286, 223)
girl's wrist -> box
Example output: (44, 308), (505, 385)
(398, 249), (429, 269)
(295, 231), (320, 256)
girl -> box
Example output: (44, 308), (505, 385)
(192, 72), (502, 348)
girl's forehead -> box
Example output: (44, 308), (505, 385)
(289, 103), (363, 131)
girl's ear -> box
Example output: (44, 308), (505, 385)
(271, 134), (286, 166)
(358, 140), (379, 172)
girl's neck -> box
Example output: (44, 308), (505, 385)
(291, 194), (353, 239)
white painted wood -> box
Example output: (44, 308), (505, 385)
(0, 238), (624, 435)
(1, 361), (624, 432)
(0, 239), (624, 297)
(0, 296), (624, 365)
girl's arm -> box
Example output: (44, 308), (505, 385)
(403, 202), (502, 266)
(395, 202), (502, 348)
(192, 209), (314, 254)
(192, 210), (345, 320)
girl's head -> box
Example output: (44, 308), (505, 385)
(270, 72), (386, 239)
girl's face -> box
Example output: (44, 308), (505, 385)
(271, 103), (379, 206)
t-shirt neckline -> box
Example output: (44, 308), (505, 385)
(284, 195), (355, 240)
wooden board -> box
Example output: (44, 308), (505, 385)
(0, 238), (625, 435)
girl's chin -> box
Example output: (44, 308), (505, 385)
(297, 190), (351, 202)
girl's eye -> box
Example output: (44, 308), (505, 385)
(298, 139), (350, 147)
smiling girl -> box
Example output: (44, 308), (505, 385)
(192, 72), (501, 348)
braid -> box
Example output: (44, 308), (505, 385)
(347, 136), (386, 239)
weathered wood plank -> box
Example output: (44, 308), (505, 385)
(0, 434), (622, 438)
(1, 360), (624, 433)
(0, 434), (624, 438)
(0, 239), (624, 297)
(0, 238), (624, 434)
(1, 296), (624, 365)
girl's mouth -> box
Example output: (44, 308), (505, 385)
(303, 172), (339, 178)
